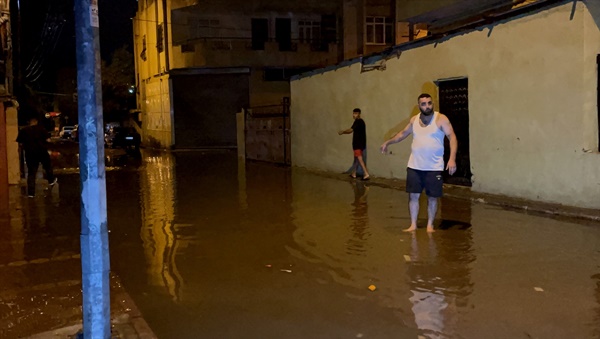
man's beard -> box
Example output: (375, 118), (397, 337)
(420, 108), (434, 116)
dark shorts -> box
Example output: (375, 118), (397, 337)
(406, 168), (443, 198)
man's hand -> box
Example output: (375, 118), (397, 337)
(338, 130), (344, 135)
(380, 142), (388, 154)
(446, 159), (457, 175)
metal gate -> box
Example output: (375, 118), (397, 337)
(439, 78), (472, 186)
(171, 69), (250, 149)
(244, 98), (290, 165)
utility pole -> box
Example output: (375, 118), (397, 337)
(74, 0), (110, 338)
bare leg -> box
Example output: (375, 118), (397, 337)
(356, 155), (370, 179)
(350, 157), (358, 177)
(404, 193), (420, 232)
(426, 196), (438, 233)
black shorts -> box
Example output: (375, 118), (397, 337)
(406, 168), (443, 198)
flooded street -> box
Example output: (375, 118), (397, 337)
(2, 150), (600, 338)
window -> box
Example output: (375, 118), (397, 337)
(366, 17), (394, 45)
(252, 18), (269, 50)
(299, 20), (320, 44)
(157, 24), (164, 53)
(276, 18), (292, 51)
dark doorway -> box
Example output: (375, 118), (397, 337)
(275, 18), (292, 51)
(171, 72), (249, 148)
(251, 19), (268, 50)
(438, 78), (472, 186)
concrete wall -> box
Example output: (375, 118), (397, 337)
(142, 76), (172, 148)
(291, 2), (600, 209)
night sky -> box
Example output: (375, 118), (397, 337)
(18, 0), (138, 91)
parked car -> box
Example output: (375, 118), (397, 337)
(104, 126), (141, 151)
(59, 126), (75, 139)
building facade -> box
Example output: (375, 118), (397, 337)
(132, 0), (462, 149)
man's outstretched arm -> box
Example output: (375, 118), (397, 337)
(380, 116), (414, 153)
(338, 127), (353, 135)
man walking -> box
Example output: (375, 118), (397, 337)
(380, 94), (457, 232)
(339, 108), (370, 180)
(16, 117), (57, 197)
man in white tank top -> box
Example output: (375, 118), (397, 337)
(380, 93), (457, 232)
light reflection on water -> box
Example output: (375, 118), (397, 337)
(104, 151), (600, 339)
(288, 172), (476, 338)
(138, 153), (182, 302)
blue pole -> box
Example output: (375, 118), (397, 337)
(74, 0), (110, 337)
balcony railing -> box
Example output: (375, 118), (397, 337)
(178, 37), (337, 53)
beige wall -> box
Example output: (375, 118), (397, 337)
(291, 2), (600, 209)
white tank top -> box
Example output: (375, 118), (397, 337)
(407, 112), (445, 171)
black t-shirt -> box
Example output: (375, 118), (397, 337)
(16, 124), (50, 154)
(351, 118), (366, 150)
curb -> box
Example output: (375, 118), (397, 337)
(301, 167), (600, 222)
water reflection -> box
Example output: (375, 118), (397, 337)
(99, 152), (600, 338)
(406, 232), (447, 337)
(346, 181), (370, 256)
(139, 153), (182, 301)
(404, 200), (474, 338)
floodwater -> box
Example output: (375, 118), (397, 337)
(2, 150), (600, 338)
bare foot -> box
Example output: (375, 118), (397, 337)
(403, 225), (417, 232)
(426, 226), (435, 233)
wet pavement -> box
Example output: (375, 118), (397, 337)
(1, 148), (600, 338)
